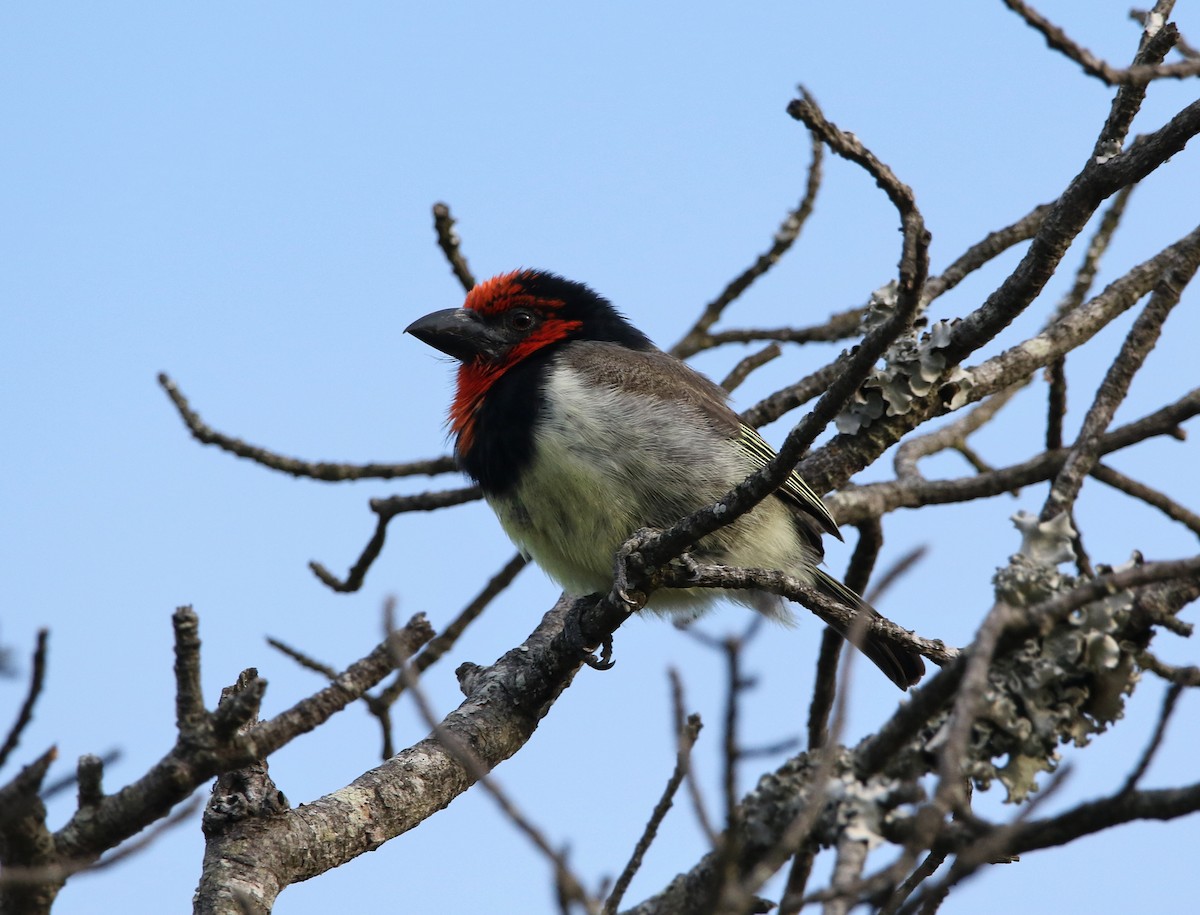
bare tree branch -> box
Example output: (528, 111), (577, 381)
(432, 202), (476, 291)
(309, 486), (482, 592)
(603, 712), (703, 915)
(158, 373), (456, 482)
(1002, 0), (1197, 85)
(1090, 463), (1200, 538)
(1041, 242), (1198, 521)
(0, 630), (48, 771)
(673, 130), (824, 358)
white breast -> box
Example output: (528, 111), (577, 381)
(488, 361), (815, 620)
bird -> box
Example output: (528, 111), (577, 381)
(406, 269), (924, 689)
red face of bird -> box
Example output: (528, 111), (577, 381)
(405, 270), (584, 369)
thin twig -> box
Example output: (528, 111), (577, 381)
(865, 546), (930, 606)
(617, 91), (930, 594)
(879, 848), (949, 915)
(1003, 0), (1195, 85)
(1119, 683), (1184, 794)
(603, 712), (702, 914)
(1041, 249), (1196, 522)
(832, 387), (1200, 526)
(921, 203), (1054, 304)
(715, 636), (746, 906)
(432, 202), (476, 291)
(1090, 463), (1200, 538)
(0, 630), (48, 771)
(807, 520), (883, 750)
(720, 344), (783, 393)
(673, 130), (824, 358)
(670, 669), (719, 847)
(309, 486), (482, 592)
(902, 766), (1075, 915)
(739, 361), (840, 430)
(659, 564), (957, 668)
(807, 628), (843, 752)
(1093, 2), (1180, 165)
(748, 200), (1048, 434)
(380, 552), (528, 703)
(38, 750), (119, 802)
(1046, 185), (1135, 451)
(704, 310), (866, 352)
(1137, 651), (1200, 686)
(158, 373), (456, 482)
(895, 384), (1027, 481)
(265, 638), (338, 680)
(738, 642), (858, 911)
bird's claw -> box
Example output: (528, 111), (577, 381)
(564, 600), (618, 671)
(585, 635), (615, 671)
(612, 527), (659, 610)
(615, 587), (640, 610)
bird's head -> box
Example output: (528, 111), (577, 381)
(406, 269), (652, 448)
(406, 269), (650, 366)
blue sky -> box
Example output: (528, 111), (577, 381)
(3, 3), (1198, 912)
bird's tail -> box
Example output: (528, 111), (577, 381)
(812, 569), (925, 690)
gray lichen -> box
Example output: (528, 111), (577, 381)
(743, 750), (914, 853)
(966, 514), (1141, 802)
(836, 283), (973, 434)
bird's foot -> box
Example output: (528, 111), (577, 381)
(612, 527), (659, 609)
(585, 635), (615, 671)
(563, 598), (617, 671)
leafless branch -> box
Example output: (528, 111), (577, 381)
(807, 520), (883, 752)
(1120, 683), (1184, 794)
(703, 311), (866, 352)
(921, 202), (1054, 304)
(832, 387), (1200, 525)
(158, 372), (456, 482)
(670, 669), (719, 848)
(895, 384), (1028, 482)
(1047, 185), (1133, 449)
(433, 202), (476, 291)
(379, 552), (528, 703)
(0, 630), (48, 771)
(603, 712), (703, 915)
(845, 97), (1200, 476)
(719, 344), (782, 393)
(1002, 0), (1196, 86)
(658, 564), (957, 668)
(1090, 462), (1200, 538)
(0, 798), (201, 889)
(1137, 651), (1200, 686)
(673, 130), (824, 358)
(1041, 244), (1197, 521)
(309, 485), (482, 592)
(1131, 7), (1199, 58)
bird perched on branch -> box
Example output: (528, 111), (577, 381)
(407, 269), (924, 689)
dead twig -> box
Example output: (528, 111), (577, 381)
(433, 202), (476, 291)
(158, 373), (456, 482)
(0, 630), (48, 771)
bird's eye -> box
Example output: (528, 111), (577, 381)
(507, 309), (535, 332)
